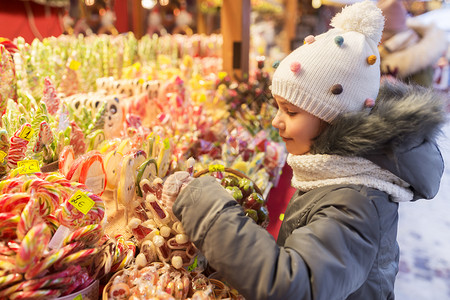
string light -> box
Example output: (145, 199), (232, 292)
(312, 0), (321, 9)
(85, 0), (95, 6)
(142, 0), (157, 9)
(159, 0), (169, 6)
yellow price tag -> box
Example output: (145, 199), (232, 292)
(18, 126), (34, 141)
(0, 150), (6, 162)
(279, 213), (285, 221)
(17, 160), (40, 174)
(69, 60), (81, 71)
(68, 190), (95, 215)
(73, 295), (83, 300)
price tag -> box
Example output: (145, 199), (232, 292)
(18, 126), (34, 141)
(0, 150), (6, 162)
(69, 60), (81, 71)
(73, 295), (83, 300)
(17, 160), (40, 174)
(68, 190), (95, 215)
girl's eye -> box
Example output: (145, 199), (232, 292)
(287, 111), (297, 116)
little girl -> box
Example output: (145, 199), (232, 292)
(165, 1), (447, 299)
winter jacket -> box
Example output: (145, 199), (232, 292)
(173, 80), (447, 300)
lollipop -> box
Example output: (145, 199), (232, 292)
(0, 193), (30, 214)
(33, 121), (54, 153)
(0, 212), (19, 239)
(58, 146), (75, 177)
(55, 191), (105, 228)
(16, 223), (52, 273)
(7, 123), (32, 170)
(69, 121), (86, 157)
(42, 77), (60, 115)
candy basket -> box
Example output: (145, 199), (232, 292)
(194, 165), (264, 195)
(102, 270), (123, 300)
(57, 280), (99, 300)
(194, 165), (269, 228)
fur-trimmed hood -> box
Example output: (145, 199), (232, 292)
(311, 79), (447, 200)
(380, 21), (448, 78)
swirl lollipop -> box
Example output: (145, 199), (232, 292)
(7, 123), (32, 170)
(42, 77), (60, 116)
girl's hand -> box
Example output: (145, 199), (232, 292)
(161, 171), (194, 211)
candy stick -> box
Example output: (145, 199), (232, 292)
(0, 282), (24, 298)
(30, 103), (49, 138)
(0, 273), (22, 289)
(16, 194), (40, 240)
(62, 224), (103, 247)
(24, 242), (80, 280)
(86, 101), (106, 135)
(54, 248), (99, 270)
(9, 289), (61, 300)
(22, 276), (73, 292)
(16, 223), (51, 273)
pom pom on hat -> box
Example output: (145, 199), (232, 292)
(331, 0), (385, 44)
(271, 0), (384, 123)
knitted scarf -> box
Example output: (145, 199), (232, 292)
(287, 153), (414, 202)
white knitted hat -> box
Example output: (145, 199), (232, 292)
(271, 0), (385, 123)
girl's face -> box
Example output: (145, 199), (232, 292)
(272, 95), (324, 155)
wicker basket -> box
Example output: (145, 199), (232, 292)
(194, 164), (269, 228)
(194, 165), (263, 196)
(102, 270), (124, 300)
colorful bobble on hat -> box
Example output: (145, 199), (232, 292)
(367, 55), (377, 65)
(364, 98), (375, 108)
(304, 35), (316, 44)
(272, 60), (280, 69)
(334, 36), (344, 46)
(331, 84), (343, 95)
(290, 61), (301, 74)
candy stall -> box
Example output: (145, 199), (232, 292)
(0, 0), (288, 295)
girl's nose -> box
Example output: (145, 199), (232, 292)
(272, 113), (285, 131)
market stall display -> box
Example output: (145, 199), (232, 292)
(0, 27), (285, 299)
